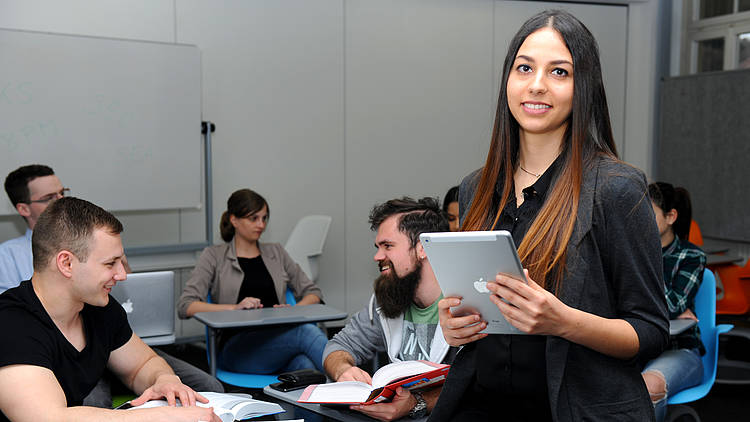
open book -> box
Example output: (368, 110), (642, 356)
(298, 360), (449, 405)
(119, 392), (283, 422)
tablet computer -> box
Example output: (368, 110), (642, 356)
(420, 230), (528, 335)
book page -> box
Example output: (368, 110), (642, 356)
(198, 392), (252, 411)
(122, 392), (282, 421)
(301, 381), (374, 403)
(371, 360), (439, 388)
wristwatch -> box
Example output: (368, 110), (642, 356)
(409, 391), (428, 419)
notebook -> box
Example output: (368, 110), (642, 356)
(110, 270), (175, 339)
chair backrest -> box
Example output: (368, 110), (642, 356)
(695, 269), (716, 382)
(715, 259), (750, 315)
(688, 220), (703, 246)
(285, 287), (297, 306)
(668, 268), (734, 404)
(284, 215), (332, 281)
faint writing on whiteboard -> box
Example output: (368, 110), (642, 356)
(87, 94), (134, 128)
(0, 120), (58, 151)
(0, 82), (33, 105)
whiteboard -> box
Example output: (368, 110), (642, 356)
(0, 29), (202, 214)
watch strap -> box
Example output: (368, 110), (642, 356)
(409, 391), (428, 419)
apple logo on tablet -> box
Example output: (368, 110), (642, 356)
(122, 299), (134, 314)
(473, 278), (490, 293)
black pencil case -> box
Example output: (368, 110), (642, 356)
(271, 368), (326, 391)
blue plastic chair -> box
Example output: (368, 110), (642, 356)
(668, 269), (733, 404)
(206, 288), (297, 388)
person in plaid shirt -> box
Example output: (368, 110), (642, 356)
(641, 182), (707, 422)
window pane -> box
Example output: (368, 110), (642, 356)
(740, 0), (750, 12)
(697, 38), (724, 72)
(700, 0), (733, 18)
(739, 33), (750, 69)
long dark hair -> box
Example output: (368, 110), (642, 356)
(462, 10), (618, 291)
(219, 189), (269, 242)
(649, 182), (692, 240)
(442, 186), (459, 212)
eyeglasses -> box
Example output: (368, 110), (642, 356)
(28, 188), (70, 204)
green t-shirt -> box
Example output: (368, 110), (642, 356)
(399, 294), (443, 361)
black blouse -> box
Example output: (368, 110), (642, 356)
(468, 158), (561, 420)
(237, 256), (279, 307)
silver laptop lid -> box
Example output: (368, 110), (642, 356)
(110, 270), (175, 338)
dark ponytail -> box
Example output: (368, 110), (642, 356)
(219, 211), (234, 242)
(672, 187), (693, 240)
(219, 189), (269, 242)
(648, 182), (692, 240)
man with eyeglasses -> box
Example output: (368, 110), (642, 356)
(0, 165), (68, 292)
(0, 164), (223, 407)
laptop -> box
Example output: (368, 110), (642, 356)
(420, 230), (528, 335)
(110, 270), (175, 339)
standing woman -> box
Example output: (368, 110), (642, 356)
(178, 189), (328, 373)
(431, 10), (668, 422)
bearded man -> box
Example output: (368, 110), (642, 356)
(323, 197), (456, 421)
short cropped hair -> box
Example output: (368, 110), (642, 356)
(368, 197), (449, 249)
(4, 164), (55, 206)
(32, 197), (123, 270)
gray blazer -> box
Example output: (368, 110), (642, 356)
(177, 240), (323, 319)
(429, 156), (668, 422)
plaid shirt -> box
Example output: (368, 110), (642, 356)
(662, 236), (706, 351)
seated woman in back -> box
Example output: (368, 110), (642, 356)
(177, 188), (327, 373)
(642, 182), (707, 421)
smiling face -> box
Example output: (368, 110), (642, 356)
(506, 27), (574, 139)
(373, 214), (421, 279)
(70, 228), (127, 307)
(230, 205), (268, 243)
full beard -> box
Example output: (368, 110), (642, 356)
(374, 259), (422, 319)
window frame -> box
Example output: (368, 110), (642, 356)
(682, 0), (750, 73)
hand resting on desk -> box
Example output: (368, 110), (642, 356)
(677, 309), (697, 321)
(236, 296), (263, 309)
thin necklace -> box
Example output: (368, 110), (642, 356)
(519, 164), (541, 178)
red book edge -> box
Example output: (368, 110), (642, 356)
(297, 363), (450, 405)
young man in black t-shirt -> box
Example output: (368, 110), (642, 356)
(0, 197), (220, 422)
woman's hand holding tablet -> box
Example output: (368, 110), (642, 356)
(487, 268), (573, 336)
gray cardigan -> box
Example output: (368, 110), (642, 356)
(429, 156), (669, 422)
(177, 240), (323, 319)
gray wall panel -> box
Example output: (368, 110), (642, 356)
(659, 69), (750, 241)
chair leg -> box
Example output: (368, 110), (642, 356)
(666, 404), (701, 422)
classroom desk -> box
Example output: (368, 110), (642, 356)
(194, 304), (347, 376)
(262, 385), (428, 422)
(706, 253), (745, 266)
(702, 245), (730, 255)
(141, 334), (176, 346)
(669, 319), (697, 336)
